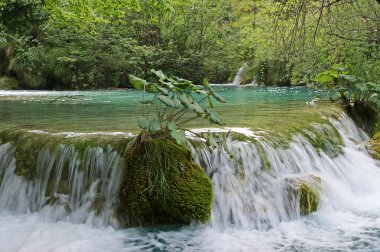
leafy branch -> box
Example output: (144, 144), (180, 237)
(129, 69), (226, 145)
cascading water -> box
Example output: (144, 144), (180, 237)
(0, 135), (129, 229)
(0, 112), (379, 251)
(191, 112), (377, 232)
(232, 64), (247, 85)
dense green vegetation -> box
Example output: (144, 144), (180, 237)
(0, 0), (378, 90)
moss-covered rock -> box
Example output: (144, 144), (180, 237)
(287, 176), (321, 216)
(298, 182), (320, 215)
(122, 134), (213, 225)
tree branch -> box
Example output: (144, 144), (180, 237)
(327, 32), (380, 43)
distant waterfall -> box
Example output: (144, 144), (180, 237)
(232, 63), (247, 85)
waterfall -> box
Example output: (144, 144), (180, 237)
(0, 138), (128, 228)
(232, 63), (247, 85)
(190, 112), (379, 230)
(0, 112), (379, 233)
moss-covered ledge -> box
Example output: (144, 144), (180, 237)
(0, 129), (213, 226)
(0, 129), (133, 179)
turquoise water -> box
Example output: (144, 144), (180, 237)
(0, 86), (332, 132)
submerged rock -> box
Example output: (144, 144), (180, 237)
(122, 135), (213, 225)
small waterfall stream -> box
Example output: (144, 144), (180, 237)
(0, 112), (379, 251)
(232, 64), (247, 85)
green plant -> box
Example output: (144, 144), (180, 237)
(316, 66), (380, 133)
(315, 66), (380, 106)
(128, 69), (226, 145)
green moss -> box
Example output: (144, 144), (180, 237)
(299, 182), (319, 215)
(256, 142), (271, 170)
(229, 132), (256, 142)
(287, 176), (321, 216)
(300, 124), (343, 158)
(122, 134), (213, 225)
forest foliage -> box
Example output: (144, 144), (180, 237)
(0, 0), (379, 90)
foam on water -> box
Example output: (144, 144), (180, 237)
(0, 112), (379, 251)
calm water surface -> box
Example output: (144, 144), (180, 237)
(0, 86), (332, 132)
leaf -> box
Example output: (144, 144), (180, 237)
(175, 82), (192, 90)
(168, 121), (186, 145)
(178, 93), (193, 105)
(367, 82), (380, 92)
(151, 69), (166, 80)
(171, 129), (187, 145)
(159, 79), (175, 89)
(170, 77), (196, 91)
(153, 84), (169, 95)
(145, 84), (158, 93)
(137, 117), (161, 132)
(168, 121), (177, 132)
(202, 78), (209, 87)
(206, 109), (224, 125)
(208, 96), (214, 108)
(354, 83), (369, 92)
(195, 89), (208, 95)
(129, 75), (149, 90)
(157, 95), (182, 108)
(149, 118), (162, 132)
(189, 102), (205, 114)
(340, 74), (359, 83)
(129, 75), (157, 93)
(210, 90), (226, 103)
(137, 117), (150, 130)
(179, 94), (204, 114)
